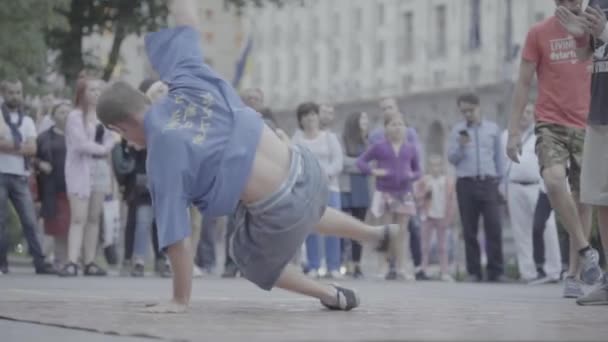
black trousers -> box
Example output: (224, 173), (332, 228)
(532, 191), (552, 273)
(409, 216), (422, 268)
(456, 177), (504, 280)
(342, 207), (367, 263)
(123, 202), (162, 261)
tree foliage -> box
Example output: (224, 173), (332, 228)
(0, 0), (68, 91)
(46, 0), (169, 84)
(1, 0), (292, 92)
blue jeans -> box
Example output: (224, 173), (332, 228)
(133, 205), (154, 261)
(305, 191), (341, 272)
(0, 173), (44, 268)
(388, 214), (423, 271)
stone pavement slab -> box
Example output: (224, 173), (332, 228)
(3, 320), (154, 342)
(0, 274), (606, 341)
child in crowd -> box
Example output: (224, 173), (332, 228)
(415, 155), (456, 282)
(357, 113), (421, 280)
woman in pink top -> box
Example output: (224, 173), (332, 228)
(415, 155), (457, 282)
(59, 75), (116, 277)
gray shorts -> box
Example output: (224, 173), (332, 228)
(229, 145), (329, 290)
(581, 125), (608, 206)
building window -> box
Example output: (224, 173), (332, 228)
(272, 58), (281, 84)
(273, 26), (281, 46)
(291, 56), (299, 81)
(375, 78), (385, 96)
(292, 22), (300, 43)
(375, 40), (385, 67)
(433, 70), (446, 87)
(332, 12), (341, 35)
(311, 51), (319, 77)
(435, 4), (447, 57)
(376, 3), (385, 26)
(330, 47), (340, 75)
(401, 74), (413, 91)
(469, 0), (482, 50)
(351, 43), (361, 71)
(400, 11), (414, 62)
(354, 7), (363, 31)
(312, 16), (320, 39)
(468, 64), (481, 85)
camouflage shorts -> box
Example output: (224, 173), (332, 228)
(535, 122), (586, 194)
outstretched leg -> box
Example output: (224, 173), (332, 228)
(314, 207), (383, 243)
(314, 207), (403, 272)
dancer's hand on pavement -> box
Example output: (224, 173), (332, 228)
(582, 5), (608, 38)
(556, 6), (587, 37)
(144, 300), (188, 314)
(506, 131), (522, 163)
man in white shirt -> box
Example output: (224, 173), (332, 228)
(0, 79), (54, 275)
(501, 103), (562, 283)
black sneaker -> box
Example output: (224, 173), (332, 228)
(462, 274), (483, 283)
(385, 270), (407, 281)
(352, 265), (364, 279)
(155, 259), (172, 278)
(58, 262), (79, 277)
(221, 263), (239, 278)
(415, 271), (431, 281)
(35, 262), (57, 275)
(487, 275), (516, 283)
(83, 262), (107, 277)
(320, 285), (360, 311)
(0, 264), (9, 275)
(131, 263), (145, 277)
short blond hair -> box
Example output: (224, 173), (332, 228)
(97, 81), (150, 126)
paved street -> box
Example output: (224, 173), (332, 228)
(1, 271), (606, 342)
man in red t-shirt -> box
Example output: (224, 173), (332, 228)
(507, 0), (602, 299)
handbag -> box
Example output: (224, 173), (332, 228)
(102, 195), (121, 248)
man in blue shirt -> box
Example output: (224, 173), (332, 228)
(96, 0), (403, 314)
(447, 92), (506, 282)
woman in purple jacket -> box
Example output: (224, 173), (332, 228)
(357, 113), (421, 280)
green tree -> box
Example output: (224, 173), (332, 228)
(46, 0), (169, 84)
(0, 0), (67, 90)
(46, 0), (294, 85)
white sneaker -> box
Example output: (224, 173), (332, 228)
(440, 274), (455, 282)
(325, 270), (344, 279)
(192, 265), (204, 278)
(307, 269), (320, 279)
(528, 275), (559, 286)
